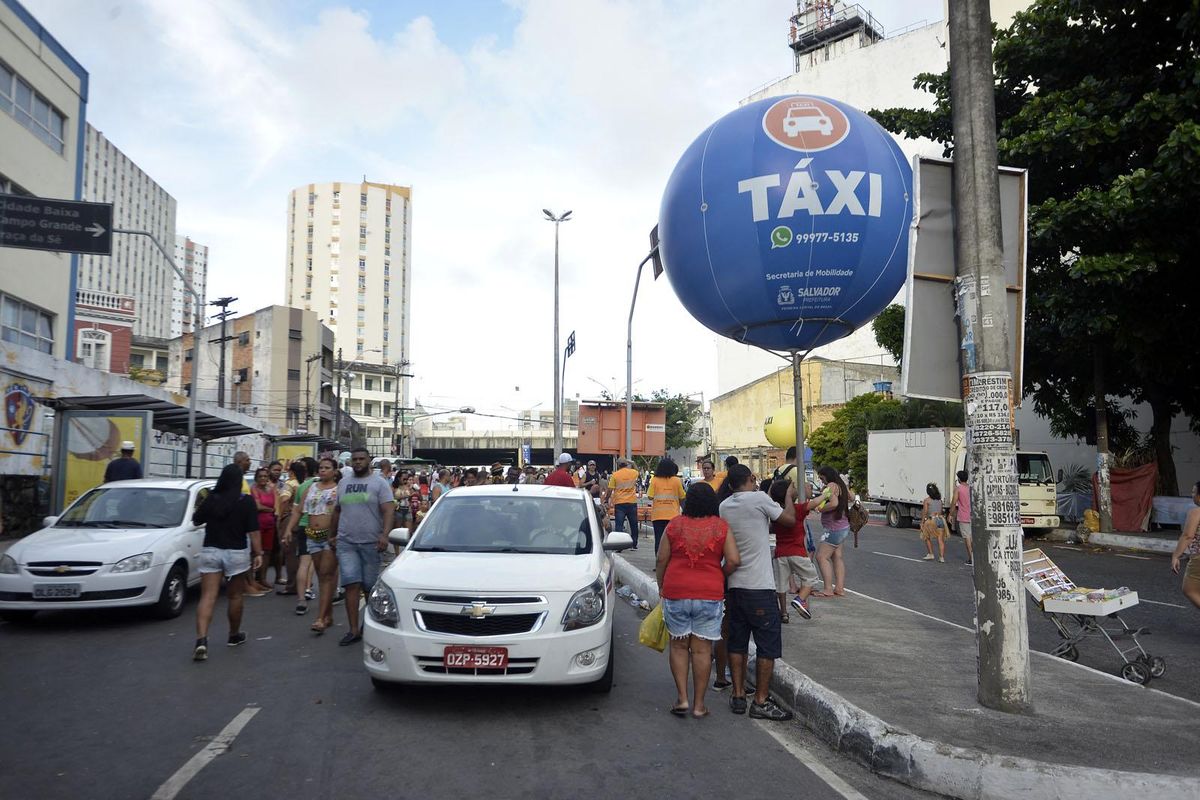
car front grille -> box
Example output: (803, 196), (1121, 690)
(416, 594), (544, 605)
(27, 561), (103, 577)
(0, 588), (145, 602)
(415, 656), (539, 676)
(418, 611), (543, 637)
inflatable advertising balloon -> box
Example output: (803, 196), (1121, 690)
(658, 95), (912, 351)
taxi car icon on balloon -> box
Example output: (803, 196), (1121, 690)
(783, 102), (833, 137)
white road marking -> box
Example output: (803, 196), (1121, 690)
(870, 551), (927, 563)
(1139, 598), (1187, 609)
(150, 706), (260, 800)
(754, 720), (871, 800)
(845, 589), (974, 632)
(1115, 554), (1151, 560)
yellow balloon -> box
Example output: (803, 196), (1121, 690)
(763, 406), (796, 448)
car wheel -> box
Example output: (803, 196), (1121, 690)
(0, 610), (36, 624)
(154, 564), (188, 619)
(590, 635), (615, 694)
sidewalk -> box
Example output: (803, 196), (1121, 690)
(613, 532), (1200, 800)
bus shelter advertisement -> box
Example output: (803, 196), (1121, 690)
(54, 411), (152, 511)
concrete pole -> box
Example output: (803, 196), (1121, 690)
(553, 221), (562, 458)
(334, 347), (343, 444)
(792, 352), (807, 493)
(1093, 351), (1113, 532)
(948, 0), (1033, 713)
(625, 254), (652, 462)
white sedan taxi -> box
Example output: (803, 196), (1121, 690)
(0, 478), (214, 622)
(364, 483), (634, 692)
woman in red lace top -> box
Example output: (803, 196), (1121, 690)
(655, 482), (741, 718)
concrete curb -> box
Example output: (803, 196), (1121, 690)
(611, 554), (1200, 800)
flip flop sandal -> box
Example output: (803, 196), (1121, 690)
(780, 613), (790, 623)
(692, 709), (710, 718)
(310, 620), (327, 634)
(295, 604), (308, 615)
(670, 705), (690, 717)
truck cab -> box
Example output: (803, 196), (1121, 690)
(1016, 452), (1060, 531)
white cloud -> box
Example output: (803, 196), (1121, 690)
(21, 0), (943, 419)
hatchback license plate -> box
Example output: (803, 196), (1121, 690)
(444, 645), (508, 669)
(33, 583), (82, 599)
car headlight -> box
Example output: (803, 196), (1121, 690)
(368, 582), (399, 627)
(0, 554), (17, 574)
(561, 576), (606, 631)
(111, 553), (154, 573)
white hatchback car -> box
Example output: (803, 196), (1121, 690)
(0, 478), (215, 623)
(364, 484), (634, 692)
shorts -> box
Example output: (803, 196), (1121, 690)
(958, 520), (973, 541)
(305, 527), (333, 556)
(337, 540), (382, 589)
(198, 546), (251, 578)
(725, 588), (782, 660)
(920, 518), (947, 542)
(661, 598), (723, 640)
(821, 526), (851, 547)
(1184, 556), (1200, 588)
(774, 555), (818, 593)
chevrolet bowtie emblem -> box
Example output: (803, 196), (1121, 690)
(462, 601), (496, 618)
(55, 565), (71, 574)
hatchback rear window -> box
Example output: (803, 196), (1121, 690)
(411, 495), (592, 554)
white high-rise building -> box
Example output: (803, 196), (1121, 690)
(78, 123), (177, 339)
(285, 180), (412, 442)
(171, 235), (207, 336)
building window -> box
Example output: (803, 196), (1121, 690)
(237, 368), (249, 383)
(358, 258), (366, 269)
(332, 190), (340, 201)
(0, 294), (54, 354)
(129, 352), (145, 369)
(156, 355), (168, 374)
(0, 62), (66, 154)
(77, 328), (110, 371)
(288, 328), (302, 340)
(287, 368), (301, 382)
(360, 192), (368, 205)
(363, 402), (375, 417)
(184, 348), (193, 361)
(384, 403), (392, 418)
(359, 225), (367, 238)
(383, 380), (392, 393)
(364, 378), (374, 392)
(238, 331), (250, 346)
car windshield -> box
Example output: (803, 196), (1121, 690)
(56, 487), (190, 529)
(410, 494), (593, 555)
(1016, 454), (1054, 485)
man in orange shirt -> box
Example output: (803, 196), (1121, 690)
(605, 458), (642, 548)
(648, 458), (687, 553)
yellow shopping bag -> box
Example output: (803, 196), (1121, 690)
(638, 603), (670, 652)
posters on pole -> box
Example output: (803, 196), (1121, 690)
(275, 443), (317, 465)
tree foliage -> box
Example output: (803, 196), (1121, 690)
(870, 0), (1200, 493)
(871, 304), (905, 366)
(653, 389), (704, 452)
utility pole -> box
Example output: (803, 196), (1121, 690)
(391, 360), (412, 456)
(543, 209), (572, 457)
(1093, 351), (1114, 532)
(303, 353), (322, 431)
(334, 347), (344, 444)
(948, 0), (1033, 713)
(208, 296), (237, 408)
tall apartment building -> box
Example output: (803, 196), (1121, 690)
(0, 0), (88, 363)
(285, 180), (413, 440)
(78, 123), (177, 340)
(171, 235), (207, 336)
(169, 304), (336, 437)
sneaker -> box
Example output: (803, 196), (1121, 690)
(227, 632), (247, 647)
(713, 679), (732, 691)
(965, 560), (974, 566)
(729, 695), (748, 715)
(339, 631), (363, 647)
(749, 698), (794, 721)
(304, 589), (317, 601)
(938, 557), (945, 563)
(923, 554), (935, 560)
(193, 638), (208, 661)
(332, 588), (346, 605)
(791, 596), (812, 620)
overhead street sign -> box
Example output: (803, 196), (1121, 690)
(0, 193), (113, 255)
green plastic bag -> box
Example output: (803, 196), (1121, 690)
(638, 603), (669, 652)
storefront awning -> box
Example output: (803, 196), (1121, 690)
(51, 394), (261, 440)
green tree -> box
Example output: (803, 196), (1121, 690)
(871, 304), (905, 366)
(870, 0), (1200, 494)
(652, 389), (704, 452)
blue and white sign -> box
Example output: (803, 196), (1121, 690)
(522, 444), (532, 465)
(658, 95), (912, 351)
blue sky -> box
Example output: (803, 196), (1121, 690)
(22, 0), (945, 417)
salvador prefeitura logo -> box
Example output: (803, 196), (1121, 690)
(761, 96), (850, 153)
(5, 383), (35, 446)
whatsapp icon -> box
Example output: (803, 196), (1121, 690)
(770, 226), (793, 249)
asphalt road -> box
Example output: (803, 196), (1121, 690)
(847, 522), (1198, 700)
(0, 586), (937, 800)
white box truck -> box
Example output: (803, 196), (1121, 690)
(866, 428), (1060, 533)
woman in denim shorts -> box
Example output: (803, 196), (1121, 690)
(811, 466), (851, 598)
(282, 457), (340, 634)
(655, 483), (741, 718)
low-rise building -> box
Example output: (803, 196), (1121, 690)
(72, 288), (135, 373)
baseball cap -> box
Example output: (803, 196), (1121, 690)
(120, 441), (135, 451)
(557, 453), (574, 465)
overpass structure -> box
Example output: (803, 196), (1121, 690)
(412, 428), (582, 468)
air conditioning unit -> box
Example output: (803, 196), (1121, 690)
(231, 375), (242, 384)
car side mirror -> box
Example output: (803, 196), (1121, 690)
(43, 515), (59, 528)
(1056, 469), (1064, 484)
(388, 527), (410, 547)
(603, 531), (634, 552)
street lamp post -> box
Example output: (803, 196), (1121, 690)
(624, 247), (659, 461)
(543, 209), (572, 457)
